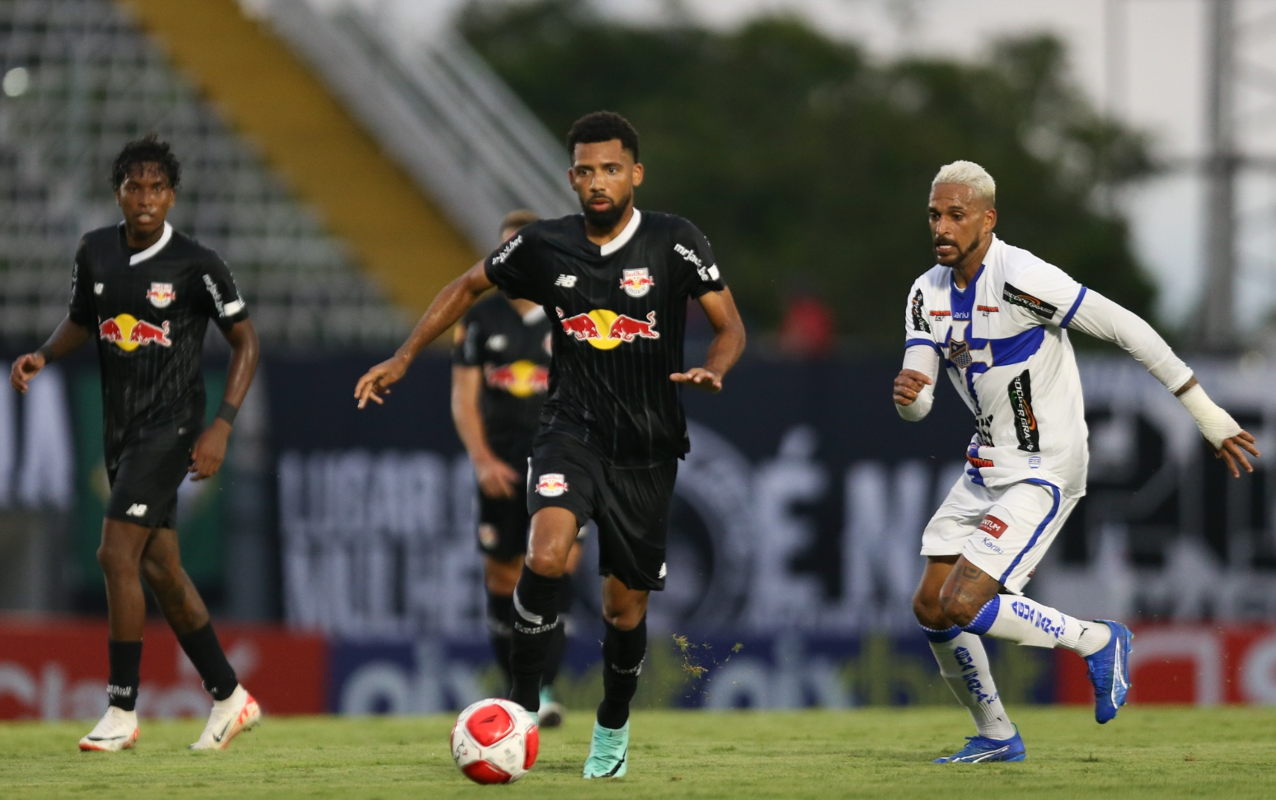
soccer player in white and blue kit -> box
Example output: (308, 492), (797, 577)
(896, 161), (1261, 763)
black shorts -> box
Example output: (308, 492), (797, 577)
(528, 432), (677, 591)
(105, 429), (196, 530)
(477, 479), (531, 561)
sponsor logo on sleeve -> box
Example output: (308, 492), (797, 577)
(979, 514), (1008, 538)
(910, 288), (931, 333)
(674, 243), (719, 282)
(1002, 282), (1058, 320)
(491, 234), (523, 266)
(1007, 369), (1040, 452)
(94, 282), (104, 295)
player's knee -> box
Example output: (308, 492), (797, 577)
(937, 587), (979, 628)
(96, 540), (138, 577)
(523, 550), (566, 579)
(912, 590), (949, 629)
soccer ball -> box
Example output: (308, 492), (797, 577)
(450, 698), (539, 784)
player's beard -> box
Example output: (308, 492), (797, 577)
(581, 192), (630, 230)
(937, 232), (983, 269)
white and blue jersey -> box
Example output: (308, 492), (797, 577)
(904, 236), (1089, 498)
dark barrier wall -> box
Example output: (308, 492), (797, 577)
(266, 352), (1275, 640)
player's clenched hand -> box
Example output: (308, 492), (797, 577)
(188, 422), (230, 482)
(670, 368), (722, 393)
(9, 352), (45, 394)
(355, 357), (408, 409)
(893, 368), (932, 406)
(1214, 430), (1261, 479)
(475, 456), (520, 500)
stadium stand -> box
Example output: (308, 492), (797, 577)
(0, 0), (407, 347)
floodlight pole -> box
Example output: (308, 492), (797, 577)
(1200, 0), (1239, 352)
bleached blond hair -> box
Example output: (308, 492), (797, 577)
(932, 161), (996, 207)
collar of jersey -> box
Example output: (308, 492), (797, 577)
(598, 209), (642, 256)
(127, 222), (173, 266)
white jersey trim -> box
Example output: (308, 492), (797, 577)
(599, 209), (642, 256)
(128, 222), (173, 266)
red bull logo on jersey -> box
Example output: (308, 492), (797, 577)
(619, 268), (655, 298)
(98, 314), (172, 351)
(484, 360), (549, 398)
(535, 473), (568, 497)
(556, 308), (660, 351)
(146, 282), (176, 308)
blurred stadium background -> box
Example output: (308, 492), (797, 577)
(2, 0), (1275, 721)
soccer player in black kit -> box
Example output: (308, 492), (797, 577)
(452, 209), (581, 727)
(356, 112), (746, 778)
(9, 136), (261, 751)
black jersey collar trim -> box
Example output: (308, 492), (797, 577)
(128, 222), (173, 266)
(599, 209), (642, 257)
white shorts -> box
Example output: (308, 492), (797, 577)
(920, 476), (1078, 593)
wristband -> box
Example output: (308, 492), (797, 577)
(1177, 384), (1241, 449)
(215, 401), (239, 426)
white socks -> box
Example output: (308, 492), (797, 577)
(924, 628), (1015, 740)
(968, 595), (1111, 656)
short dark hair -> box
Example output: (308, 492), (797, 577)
(500, 208), (539, 234)
(566, 111), (639, 162)
(111, 134), (181, 190)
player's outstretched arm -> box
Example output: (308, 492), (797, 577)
(355, 261), (495, 409)
(190, 318), (259, 482)
(672, 288), (746, 393)
(9, 315), (90, 394)
(1067, 291), (1260, 477)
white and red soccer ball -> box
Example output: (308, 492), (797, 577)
(450, 698), (540, 784)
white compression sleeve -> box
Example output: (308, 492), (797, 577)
(1067, 290), (1242, 448)
(896, 345), (940, 421)
(1065, 289), (1194, 391)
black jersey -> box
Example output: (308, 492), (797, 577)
(67, 223), (249, 455)
(484, 210), (726, 466)
(452, 295), (553, 463)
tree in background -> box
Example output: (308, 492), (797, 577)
(460, 0), (1159, 350)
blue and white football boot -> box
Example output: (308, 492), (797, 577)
(582, 721), (629, 778)
(933, 725), (1026, 764)
(1085, 619), (1133, 723)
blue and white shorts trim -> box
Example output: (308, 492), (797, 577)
(920, 475), (1079, 593)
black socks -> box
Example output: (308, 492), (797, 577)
(107, 639), (142, 711)
(596, 617), (646, 730)
(486, 590), (515, 693)
(508, 564), (562, 712)
(176, 622), (238, 701)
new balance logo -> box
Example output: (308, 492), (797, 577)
(555, 274), (577, 288)
(126, 503), (148, 517)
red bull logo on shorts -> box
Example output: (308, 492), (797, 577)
(535, 473), (568, 497)
(556, 307), (660, 351)
(98, 314), (172, 351)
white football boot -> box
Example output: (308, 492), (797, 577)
(189, 684), (261, 750)
(78, 706), (140, 752)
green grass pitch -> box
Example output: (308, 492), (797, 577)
(2, 707), (1275, 799)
